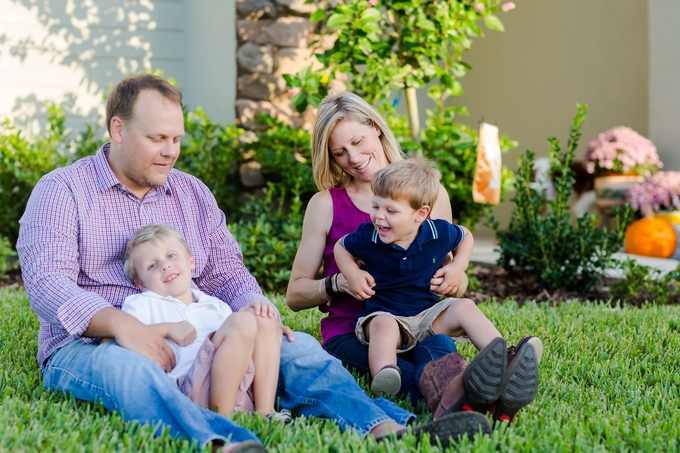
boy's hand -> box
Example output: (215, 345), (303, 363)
(166, 321), (197, 347)
(346, 270), (376, 301)
(244, 300), (278, 318)
(431, 266), (468, 298)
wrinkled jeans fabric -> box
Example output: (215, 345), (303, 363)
(42, 340), (258, 447)
(42, 332), (413, 445)
(277, 333), (413, 436)
(324, 333), (457, 405)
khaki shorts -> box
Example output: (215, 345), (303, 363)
(177, 332), (255, 412)
(355, 298), (469, 354)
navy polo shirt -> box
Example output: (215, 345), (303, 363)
(341, 219), (465, 319)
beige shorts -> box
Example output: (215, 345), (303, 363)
(355, 298), (469, 354)
(177, 332), (255, 412)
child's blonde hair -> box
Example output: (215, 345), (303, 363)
(371, 158), (442, 210)
(124, 224), (191, 283)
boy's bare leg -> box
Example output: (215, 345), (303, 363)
(431, 298), (502, 351)
(210, 312), (258, 415)
(251, 315), (282, 416)
(365, 315), (401, 377)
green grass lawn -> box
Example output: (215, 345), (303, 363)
(1, 288), (679, 452)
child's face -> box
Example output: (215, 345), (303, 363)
(370, 195), (430, 248)
(132, 237), (195, 300)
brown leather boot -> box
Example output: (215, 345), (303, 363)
(419, 351), (468, 415)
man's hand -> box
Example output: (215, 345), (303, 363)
(431, 266), (468, 298)
(166, 321), (197, 347)
(244, 300), (278, 318)
(114, 320), (177, 372)
(87, 309), (177, 372)
(346, 270), (376, 301)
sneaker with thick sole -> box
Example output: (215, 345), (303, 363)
(493, 340), (540, 423)
(376, 411), (491, 448)
(371, 364), (402, 395)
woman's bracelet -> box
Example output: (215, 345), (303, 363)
(324, 273), (340, 297)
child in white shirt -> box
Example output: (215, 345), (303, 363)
(121, 224), (285, 419)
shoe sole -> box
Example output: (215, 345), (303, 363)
(494, 343), (539, 422)
(463, 337), (507, 409)
(525, 336), (544, 363)
(413, 411), (492, 448)
(229, 440), (268, 453)
(376, 411), (491, 448)
(371, 367), (401, 395)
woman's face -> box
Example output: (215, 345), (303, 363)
(328, 118), (388, 183)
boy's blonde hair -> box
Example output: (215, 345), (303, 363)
(124, 224), (191, 283)
(312, 91), (404, 191)
(371, 159), (442, 210)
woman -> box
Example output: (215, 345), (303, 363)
(285, 91), (470, 408)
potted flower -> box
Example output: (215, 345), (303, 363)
(623, 171), (680, 259)
(583, 126), (663, 209)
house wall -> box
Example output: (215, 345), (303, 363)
(0, 0), (236, 132)
(414, 0), (650, 237)
(649, 0), (680, 172)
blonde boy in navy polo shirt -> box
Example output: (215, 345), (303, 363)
(335, 159), (542, 413)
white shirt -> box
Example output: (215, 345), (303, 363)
(121, 289), (233, 380)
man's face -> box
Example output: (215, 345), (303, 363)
(132, 237), (195, 303)
(109, 89), (185, 198)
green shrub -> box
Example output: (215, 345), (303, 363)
(492, 104), (633, 292)
(0, 236), (18, 278)
(0, 105), (70, 246)
(228, 183), (305, 294)
(176, 107), (245, 222)
(610, 259), (680, 305)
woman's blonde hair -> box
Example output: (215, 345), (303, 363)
(311, 92), (403, 191)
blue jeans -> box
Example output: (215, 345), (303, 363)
(276, 332), (413, 436)
(42, 339), (260, 447)
(43, 332), (413, 446)
(323, 333), (457, 406)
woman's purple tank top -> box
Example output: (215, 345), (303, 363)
(319, 186), (370, 343)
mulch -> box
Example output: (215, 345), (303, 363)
(465, 264), (618, 305)
(0, 269), (23, 290)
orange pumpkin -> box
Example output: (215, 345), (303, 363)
(624, 218), (678, 258)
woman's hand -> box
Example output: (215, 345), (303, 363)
(430, 262), (468, 298)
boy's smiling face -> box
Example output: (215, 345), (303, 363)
(132, 237), (195, 304)
(370, 195), (430, 249)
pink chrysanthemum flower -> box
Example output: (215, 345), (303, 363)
(501, 2), (516, 12)
(474, 3), (485, 12)
(583, 126), (662, 176)
(626, 171), (680, 213)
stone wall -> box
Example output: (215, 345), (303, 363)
(235, 0), (321, 132)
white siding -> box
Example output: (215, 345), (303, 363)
(0, 0), (185, 133)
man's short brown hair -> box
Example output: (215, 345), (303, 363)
(371, 158), (441, 210)
(106, 73), (183, 135)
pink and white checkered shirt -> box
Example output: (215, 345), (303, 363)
(17, 143), (272, 365)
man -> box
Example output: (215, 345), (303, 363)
(17, 74), (490, 452)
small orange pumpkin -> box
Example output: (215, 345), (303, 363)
(624, 218), (678, 258)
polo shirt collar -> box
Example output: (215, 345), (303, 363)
(371, 219), (440, 253)
(93, 142), (173, 197)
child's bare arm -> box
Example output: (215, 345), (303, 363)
(334, 240), (376, 300)
(149, 322), (197, 347)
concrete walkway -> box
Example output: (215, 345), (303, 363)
(471, 239), (679, 278)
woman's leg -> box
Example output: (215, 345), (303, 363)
(210, 312), (257, 415)
(251, 315), (282, 416)
(324, 333), (457, 406)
